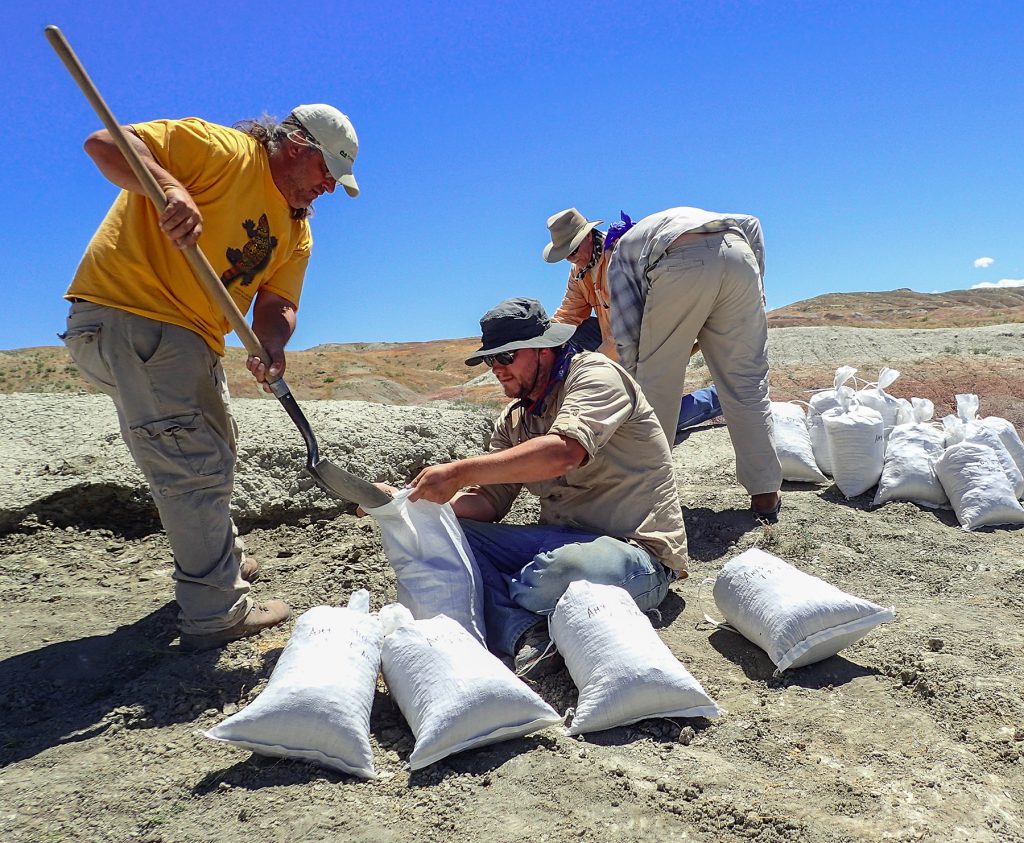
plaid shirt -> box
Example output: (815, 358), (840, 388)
(608, 207), (765, 372)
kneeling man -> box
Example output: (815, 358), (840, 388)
(408, 297), (689, 676)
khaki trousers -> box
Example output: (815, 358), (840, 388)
(62, 301), (252, 632)
(636, 232), (782, 495)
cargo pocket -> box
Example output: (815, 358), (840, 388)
(130, 412), (230, 497)
(61, 324), (114, 392)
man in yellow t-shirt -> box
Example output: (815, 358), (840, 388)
(61, 104), (359, 651)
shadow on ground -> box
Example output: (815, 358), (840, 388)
(708, 627), (881, 687)
(0, 603), (276, 766)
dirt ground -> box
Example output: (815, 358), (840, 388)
(2, 326), (1023, 843)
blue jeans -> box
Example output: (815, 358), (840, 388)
(459, 520), (676, 656)
(676, 383), (723, 436)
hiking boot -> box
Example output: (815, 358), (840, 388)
(178, 600), (291, 652)
(513, 621), (562, 678)
(239, 556), (260, 583)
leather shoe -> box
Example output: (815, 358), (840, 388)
(179, 600), (291, 652)
(751, 492), (783, 523)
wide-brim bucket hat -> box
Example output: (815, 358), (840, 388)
(465, 297), (576, 365)
(543, 207), (602, 262)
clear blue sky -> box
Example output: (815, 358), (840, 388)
(6, 1), (1022, 351)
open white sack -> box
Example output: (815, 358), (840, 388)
(551, 580), (720, 735)
(873, 397), (947, 508)
(365, 489), (486, 645)
(204, 591), (382, 778)
(379, 605), (561, 770)
(771, 402), (828, 483)
(711, 548), (895, 673)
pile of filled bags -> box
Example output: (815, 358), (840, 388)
(771, 368), (1024, 530)
(203, 497), (896, 777)
(204, 584), (722, 776)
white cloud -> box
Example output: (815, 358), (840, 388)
(973, 257), (994, 268)
(971, 278), (1024, 289)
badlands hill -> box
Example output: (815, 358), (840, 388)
(4, 287), (1023, 415)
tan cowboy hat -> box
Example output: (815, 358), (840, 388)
(542, 208), (603, 263)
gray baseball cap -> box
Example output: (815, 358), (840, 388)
(292, 103), (359, 197)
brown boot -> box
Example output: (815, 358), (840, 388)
(179, 600), (291, 652)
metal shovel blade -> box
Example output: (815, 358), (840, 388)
(307, 458), (393, 509)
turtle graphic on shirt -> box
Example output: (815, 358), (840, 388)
(220, 214), (278, 287)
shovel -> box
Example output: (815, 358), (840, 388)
(45, 25), (392, 509)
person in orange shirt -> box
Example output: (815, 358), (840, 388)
(61, 105), (359, 650)
(543, 208), (618, 360)
(543, 208), (723, 441)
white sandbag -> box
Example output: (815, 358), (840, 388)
(981, 417), (1024, 479)
(855, 367), (903, 442)
(943, 413), (1024, 499)
(549, 581), (719, 735)
(955, 393), (1024, 484)
(365, 489), (486, 645)
(823, 389), (885, 498)
(204, 591), (382, 778)
(379, 605), (561, 770)
(873, 397), (947, 508)
(807, 366), (857, 476)
(711, 548), (895, 672)
(934, 442), (1024, 531)
(771, 402), (828, 483)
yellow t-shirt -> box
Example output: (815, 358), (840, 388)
(67, 118), (313, 355)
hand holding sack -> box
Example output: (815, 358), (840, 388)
(364, 489), (487, 645)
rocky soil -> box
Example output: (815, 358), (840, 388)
(1, 324), (1023, 843)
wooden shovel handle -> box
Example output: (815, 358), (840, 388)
(44, 25), (272, 369)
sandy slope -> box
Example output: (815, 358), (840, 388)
(1, 325), (1023, 843)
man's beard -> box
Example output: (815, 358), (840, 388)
(516, 353), (545, 401)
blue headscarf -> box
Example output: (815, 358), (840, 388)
(602, 211), (635, 253)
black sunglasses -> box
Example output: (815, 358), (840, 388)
(481, 350), (518, 367)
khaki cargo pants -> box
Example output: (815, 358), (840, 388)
(636, 231), (782, 495)
(62, 301), (252, 633)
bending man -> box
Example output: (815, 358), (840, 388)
(607, 206), (782, 520)
(61, 104), (360, 650)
